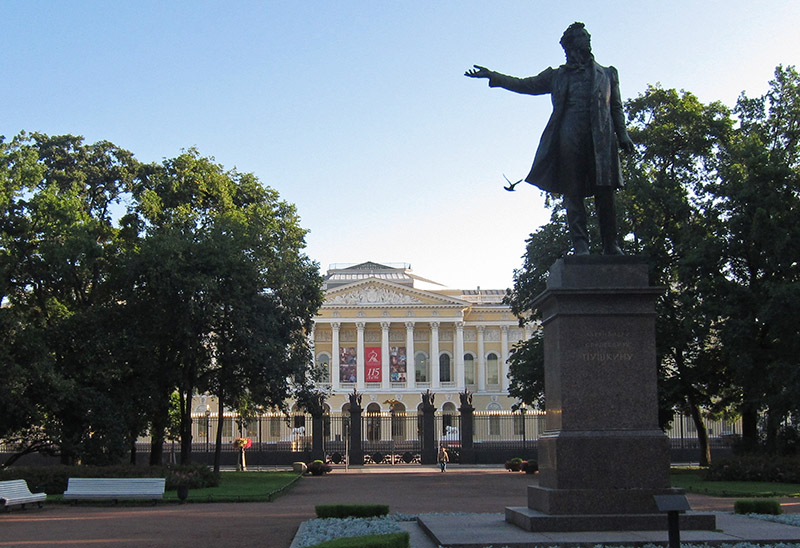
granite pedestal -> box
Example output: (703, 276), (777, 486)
(506, 257), (716, 532)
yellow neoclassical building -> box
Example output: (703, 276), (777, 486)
(311, 262), (529, 414)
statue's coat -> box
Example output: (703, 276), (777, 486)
(488, 62), (629, 197)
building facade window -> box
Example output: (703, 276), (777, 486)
(316, 352), (331, 383)
(487, 352), (499, 385)
(439, 353), (452, 383)
(415, 352), (428, 383)
(366, 402), (381, 442)
(464, 353), (475, 385)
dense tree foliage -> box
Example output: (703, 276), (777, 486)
(1, 136), (322, 467)
(710, 65), (800, 452)
(620, 86), (732, 464)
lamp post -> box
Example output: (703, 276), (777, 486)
(520, 402), (527, 457)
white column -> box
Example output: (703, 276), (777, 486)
(455, 322), (465, 390)
(477, 325), (486, 392)
(405, 321), (416, 389)
(356, 321), (365, 390)
(381, 321), (390, 388)
(501, 325), (510, 392)
(331, 322), (341, 390)
(430, 322), (440, 388)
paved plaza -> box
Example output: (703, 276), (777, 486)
(1, 465), (799, 548)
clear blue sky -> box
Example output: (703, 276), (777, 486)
(3, 1), (798, 289)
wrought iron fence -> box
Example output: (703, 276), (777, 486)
(127, 410), (742, 464)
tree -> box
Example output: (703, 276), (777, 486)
(0, 132), (141, 464)
(126, 149), (323, 465)
(620, 85), (732, 464)
(504, 206), (570, 409)
(711, 65), (800, 451)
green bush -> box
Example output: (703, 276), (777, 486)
(505, 457), (524, 472)
(734, 499), (783, 515)
(305, 533), (409, 548)
(706, 456), (800, 483)
(315, 504), (390, 519)
(0, 464), (219, 494)
(163, 463), (220, 490)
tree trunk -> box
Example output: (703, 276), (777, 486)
(129, 432), (137, 465)
(213, 395), (224, 473)
(149, 423), (166, 465)
(179, 387), (193, 465)
(688, 401), (711, 466)
(764, 408), (781, 455)
(740, 405), (760, 452)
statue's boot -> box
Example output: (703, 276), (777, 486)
(565, 195), (590, 256)
(596, 189), (624, 255)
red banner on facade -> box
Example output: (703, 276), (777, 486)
(365, 347), (381, 382)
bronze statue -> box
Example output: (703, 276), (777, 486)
(421, 389), (435, 408)
(466, 22), (634, 256)
(459, 389), (473, 407)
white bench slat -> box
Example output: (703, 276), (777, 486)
(63, 478), (165, 501)
(0, 479), (47, 509)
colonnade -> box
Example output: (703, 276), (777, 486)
(311, 320), (521, 393)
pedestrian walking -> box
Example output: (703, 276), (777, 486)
(438, 446), (449, 472)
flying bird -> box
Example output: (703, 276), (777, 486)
(503, 174), (523, 192)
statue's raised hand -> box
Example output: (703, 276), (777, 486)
(465, 65), (492, 79)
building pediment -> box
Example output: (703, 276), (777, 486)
(323, 278), (468, 308)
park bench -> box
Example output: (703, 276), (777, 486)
(0, 479), (47, 510)
(63, 478), (165, 504)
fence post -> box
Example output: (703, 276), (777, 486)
(420, 390), (437, 464)
(348, 390), (364, 466)
(459, 389), (475, 464)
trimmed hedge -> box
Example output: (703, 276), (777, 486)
(706, 456), (800, 483)
(734, 499), (783, 515)
(305, 533), (409, 548)
(0, 463), (219, 494)
(316, 504), (390, 519)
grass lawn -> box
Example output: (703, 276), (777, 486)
(45, 471), (301, 504)
(670, 468), (800, 498)
(164, 471), (302, 503)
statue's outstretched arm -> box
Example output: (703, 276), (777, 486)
(465, 65), (493, 79)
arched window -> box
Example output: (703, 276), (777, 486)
(487, 352), (499, 385)
(441, 402), (457, 434)
(316, 352), (331, 383)
(390, 401), (406, 439)
(366, 403), (381, 442)
(342, 403), (351, 439)
(415, 352), (428, 383)
(464, 353), (475, 385)
(439, 353), (452, 383)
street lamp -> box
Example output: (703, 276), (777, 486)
(520, 402), (527, 457)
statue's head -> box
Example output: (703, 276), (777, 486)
(560, 22), (592, 59)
